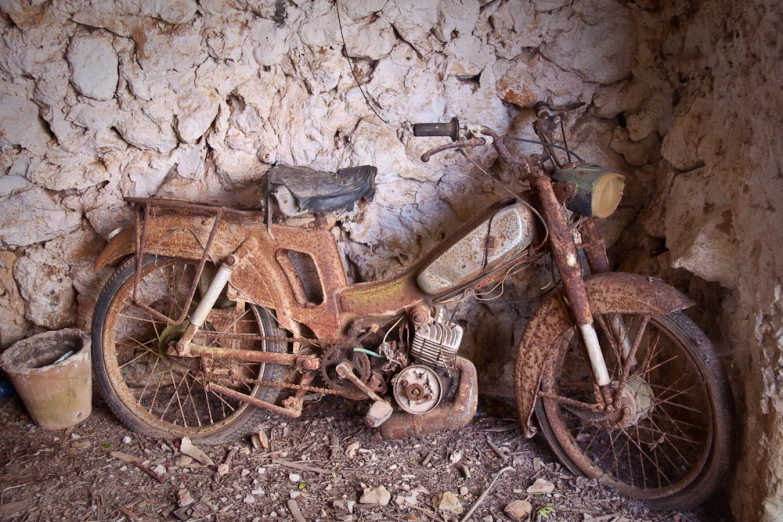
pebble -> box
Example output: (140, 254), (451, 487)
(459, 486), (468, 496)
(504, 500), (533, 521)
(290, 491), (301, 499)
(257, 467), (266, 474)
(243, 494), (255, 505)
(433, 492), (463, 514)
(288, 473), (301, 484)
(177, 489), (195, 507)
(345, 442), (360, 459)
(333, 499), (355, 514)
(122, 436), (132, 444)
(527, 478), (555, 494)
(241, 469), (250, 477)
(153, 465), (167, 477)
(360, 486), (391, 506)
(251, 489), (264, 496)
(449, 451), (462, 464)
(175, 455), (193, 467)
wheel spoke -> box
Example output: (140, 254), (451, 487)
(537, 312), (721, 500)
(137, 357), (161, 406)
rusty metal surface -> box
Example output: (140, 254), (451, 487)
(339, 198), (518, 317)
(96, 194), (541, 343)
(533, 176), (593, 327)
(207, 383), (302, 418)
(380, 356), (478, 440)
(227, 225), (350, 339)
(515, 271), (695, 438)
(416, 203), (535, 295)
(187, 344), (319, 368)
(580, 218), (611, 274)
(420, 136), (486, 162)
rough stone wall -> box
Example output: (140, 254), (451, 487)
(641, 1), (783, 520)
(0, 0), (781, 519)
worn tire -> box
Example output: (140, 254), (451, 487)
(532, 309), (733, 511)
(92, 255), (288, 444)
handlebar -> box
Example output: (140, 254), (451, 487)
(412, 117), (460, 141)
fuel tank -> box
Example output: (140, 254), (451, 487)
(417, 202), (535, 295)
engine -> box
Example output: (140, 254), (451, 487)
(409, 322), (463, 369)
(393, 321), (463, 415)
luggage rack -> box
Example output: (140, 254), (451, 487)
(125, 197), (265, 326)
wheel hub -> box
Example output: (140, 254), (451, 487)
(607, 377), (654, 427)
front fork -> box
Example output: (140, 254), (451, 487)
(172, 254), (238, 356)
(533, 178), (615, 408)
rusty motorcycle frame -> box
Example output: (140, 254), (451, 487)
(91, 104), (733, 510)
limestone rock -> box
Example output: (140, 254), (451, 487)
(14, 250), (77, 330)
(526, 478), (555, 494)
(486, 0), (542, 58)
(592, 80), (654, 120)
(28, 152), (111, 192)
(0, 187), (81, 249)
(149, 0), (198, 24)
(341, 0), (388, 20)
(664, 169), (738, 288)
(67, 33), (119, 101)
(176, 91), (220, 144)
(661, 99), (711, 172)
(360, 485), (390, 506)
(0, 96), (51, 155)
(116, 111), (178, 153)
(609, 127), (659, 167)
(0, 252), (34, 349)
(433, 492), (463, 514)
(251, 18), (289, 67)
(444, 35), (496, 78)
(539, 0), (636, 84)
(433, 0), (480, 42)
(496, 54), (592, 109)
(0, 175), (31, 198)
(504, 500), (533, 521)
(343, 16), (397, 60)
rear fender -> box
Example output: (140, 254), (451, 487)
(94, 214), (248, 271)
(515, 272), (694, 437)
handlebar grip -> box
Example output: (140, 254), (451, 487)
(413, 117), (460, 141)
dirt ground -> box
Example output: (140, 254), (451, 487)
(0, 394), (732, 522)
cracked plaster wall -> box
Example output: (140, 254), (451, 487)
(0, 0), (781, 520)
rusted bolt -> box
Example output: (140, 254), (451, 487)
(224, 255), (238, 266)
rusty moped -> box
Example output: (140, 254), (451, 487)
(91, 104), (733, 509)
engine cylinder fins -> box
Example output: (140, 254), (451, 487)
(410, 322), (463, 369)
(392, 365), (444, 415)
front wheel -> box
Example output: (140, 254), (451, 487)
(531, 309), (733, 510)
(92, 255), (289, 444)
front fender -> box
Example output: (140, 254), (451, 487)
(515, 272), (694, 437)
(94, 214), (250, 271)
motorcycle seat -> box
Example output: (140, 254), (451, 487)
(268, 165), (377, 217)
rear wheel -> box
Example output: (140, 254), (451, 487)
(532, 309), (732, 510)
(92, 255), (288, 444)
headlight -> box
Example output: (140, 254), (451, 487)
(553, 166), (625, 219)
